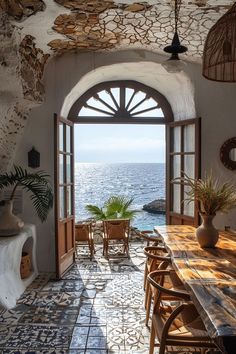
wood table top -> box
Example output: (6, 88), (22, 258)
(154, 225), (236, 353)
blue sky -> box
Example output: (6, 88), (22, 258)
(74, 124), (165, 163)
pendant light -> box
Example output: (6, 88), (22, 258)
(162, 0), (188, 73)
(202, 3), (236, 82)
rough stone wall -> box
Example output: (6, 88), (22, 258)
(19, 35), (50, 102)
(0, 11), (49, 172)
(0, 0), (45, 21)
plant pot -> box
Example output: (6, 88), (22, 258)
(196, 213), (219, 248)
(0, 200), (24, 236)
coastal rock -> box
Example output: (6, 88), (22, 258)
(143, 199), (166, 214)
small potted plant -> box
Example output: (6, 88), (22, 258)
(0, 166), (53, 236)
(86, 195), (138, 221)
(183, 172), (236, 248)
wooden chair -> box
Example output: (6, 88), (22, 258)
(102, 219), (130, 258)
(132, 228), (163, 246)
(143, 246), (171, 326)
(148, 270), (218, 354)
(75, 222), (95, 259)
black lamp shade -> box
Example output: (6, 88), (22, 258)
(28, 147), (40, 168)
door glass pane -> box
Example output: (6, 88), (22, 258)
(173, 126), (181, 153)
(184, 124), (195, 152)
(172, 184), (181, 213)
(183, 185), (194, 216)
(67, 186), (72, 216)
(59, 123), (64, 151)
(66, 155), (71, 183)
(59, 154), (64, 184)
(184, 155), (195, 179)
(59, 186), (65, 219)
(66, 125), (71, 153)
(173, 155), (181, 179)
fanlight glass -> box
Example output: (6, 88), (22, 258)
(78, 86), (164, 119)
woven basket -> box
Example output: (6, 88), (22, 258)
(20, 252), (31, 279)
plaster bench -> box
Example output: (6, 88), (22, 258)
(0, 224), (38, 309)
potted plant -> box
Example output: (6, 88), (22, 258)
(86, 195), (138, 220)
(183, 172), (236, 248)
(0, 165), (53, 236)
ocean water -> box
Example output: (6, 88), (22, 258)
(74, 163), (166, 230)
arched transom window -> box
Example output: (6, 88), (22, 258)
(68, 81), (173, 124)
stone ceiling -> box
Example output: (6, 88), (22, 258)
(1, 0), (235, 62)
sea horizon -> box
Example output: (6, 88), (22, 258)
(74, 162), (166, 230)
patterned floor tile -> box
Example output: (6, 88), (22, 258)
(0, 304), (29, 326)
(41, 280), (85, 293)
(32, 292), (82, 308)
(2, 351), (69, 354)
(26, 274), (52, 291)
(2, 325), (73, 349)
(18, 306), (79, 326)
(2, 241), (152, 353)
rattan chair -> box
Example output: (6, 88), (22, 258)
(75, 222), (95, 259)
(148, 270), (218, 354)
(102, 219), (130, 258)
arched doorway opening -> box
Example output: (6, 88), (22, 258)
(71, 80), (173, 231)
(55, 79), (200, 277)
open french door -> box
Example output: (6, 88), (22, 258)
(54, 114), (75, 278)
(166, 118), (201, 226)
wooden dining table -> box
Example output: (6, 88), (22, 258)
(154, 225), (236, 354)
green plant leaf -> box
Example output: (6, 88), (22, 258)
(85, 195), (138, 220)
(0, 166), (53, 222)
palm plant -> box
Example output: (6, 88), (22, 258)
(86, 195), (138, 220)
(0, 166), (53, 222)
(181, 172), (236, 215)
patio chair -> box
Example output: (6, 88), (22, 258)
(148, 270), (218, 354)
(102, 219), (130, 258)
(75, 222), (95, 259)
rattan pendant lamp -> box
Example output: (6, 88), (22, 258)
(162, 0), (188, 73)
(203, 3), (236, 82)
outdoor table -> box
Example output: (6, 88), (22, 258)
(154, 225), (236, 354)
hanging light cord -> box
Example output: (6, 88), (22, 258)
(174, 0), (182, 33)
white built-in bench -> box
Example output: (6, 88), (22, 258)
(0, 224), (38, 309)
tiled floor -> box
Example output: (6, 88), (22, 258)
(0, 240), (154, 354)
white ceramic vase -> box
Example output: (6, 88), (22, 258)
(196, 213), (219, 248)
(0, 200), (24, 236)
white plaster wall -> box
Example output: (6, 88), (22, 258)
(61, 58), (196, 120)
(190, 63), (236, 230)
(14, 50), (236, 272)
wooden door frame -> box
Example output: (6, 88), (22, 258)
(54, 114), (75, 278)
(166, 118), (201, 226)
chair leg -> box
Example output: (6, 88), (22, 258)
(102, 239), (106, 256)
(158, 336), (166, 354)
(145, 289), (152, 326)
(145, 282), (150, 308)
(149, 322), (156, 354)
(144, 262), (148, 290)
(104, 240), (108, 258)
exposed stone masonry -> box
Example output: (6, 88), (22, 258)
(49, 1), (152, 53)
(0, 12), (50, 171)
(48, 0), (233, 58)
(0, 0), (45, 21)
(54, 0), (151, 13)
(19, 35), (50, 102)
